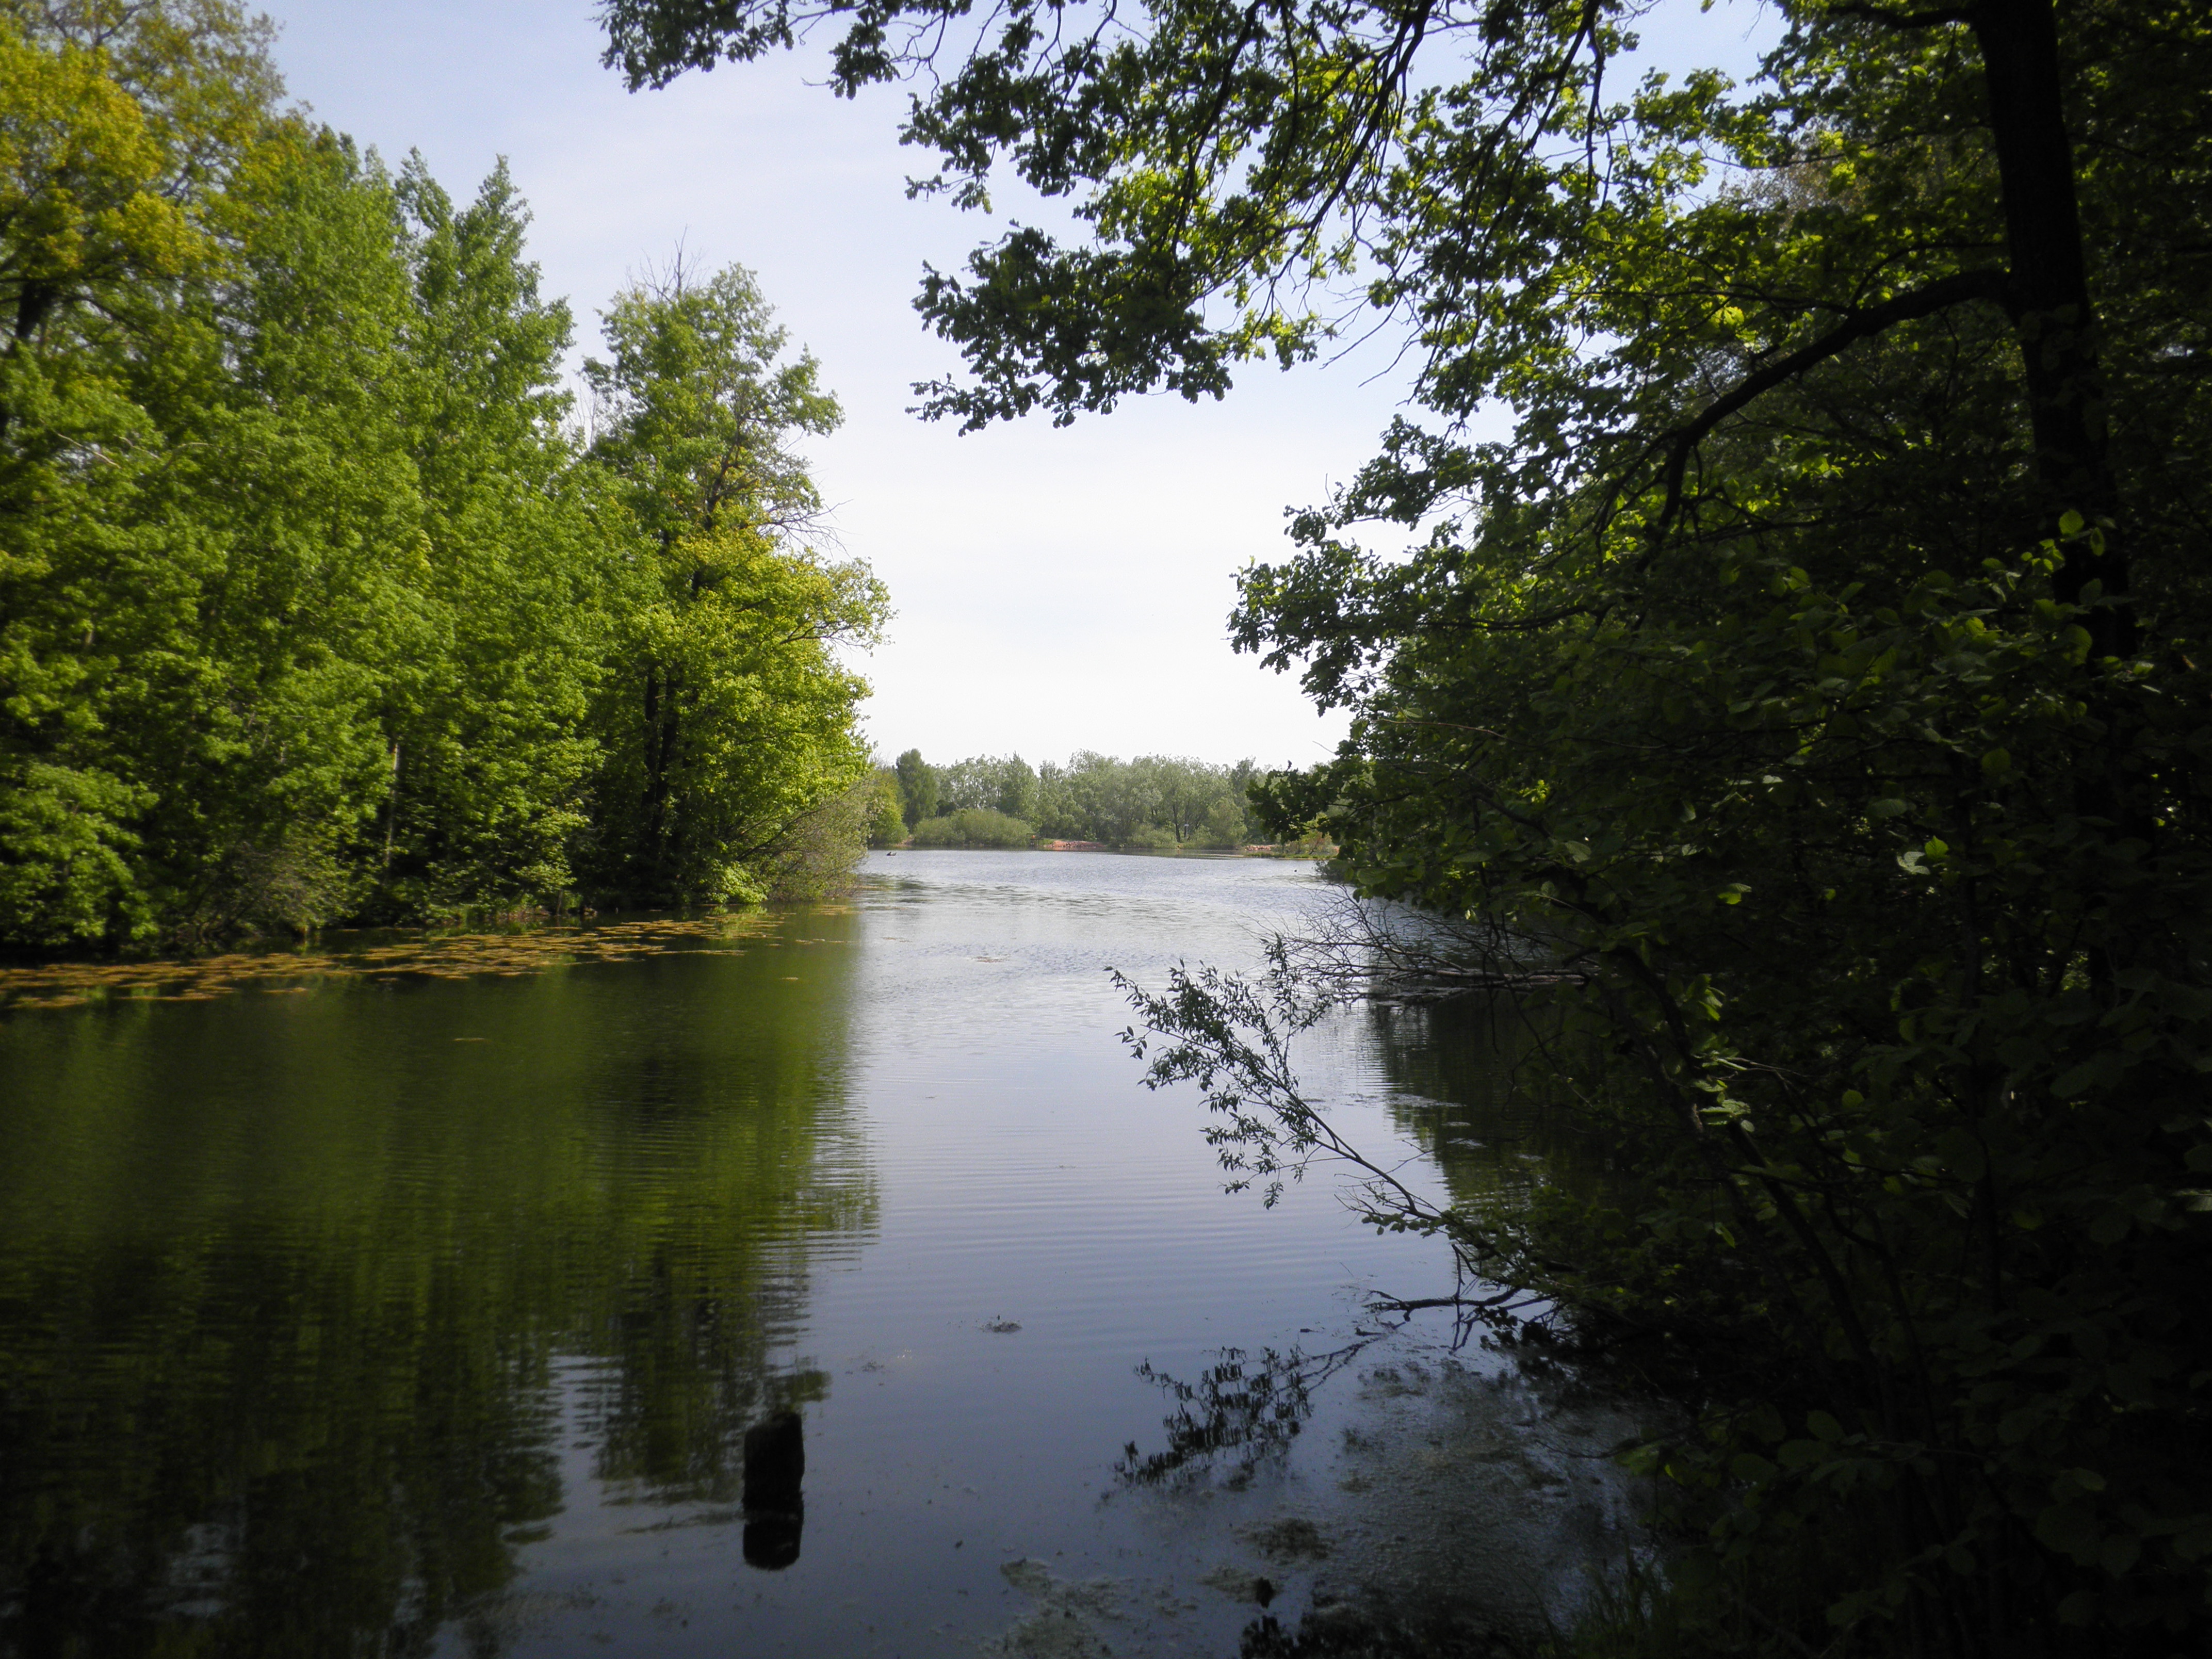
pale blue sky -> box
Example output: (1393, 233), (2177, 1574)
(262, 0), (1775, 770)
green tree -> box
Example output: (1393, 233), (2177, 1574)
(0, 6), (455, 942)
(909, 806), (1034, 847)
(993, 754), (1038, 820)
(1027, 753), (1253, 845)
(1142, 755), (1240, 845)
(865, 769), (908, 845)
(1035, 751), (1160, 843)
(582, 259), (887, 905)
(892, 746), (936, 829)
(1196, 794), (1247, 849)
(0, 0), (276, 943)
(372, 155), (622, 918)
(1, 5), (891, 945)
(935, 752), (1039, 821)
(143, 124), (429, 937)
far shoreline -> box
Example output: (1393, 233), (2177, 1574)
(875, 841), (1335, 859)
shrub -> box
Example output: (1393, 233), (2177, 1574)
(755, 775), (877, 898)
(865, 774), (908, 846)
(1197, 797), (1249, 848)
(908, 808), (1033, 848)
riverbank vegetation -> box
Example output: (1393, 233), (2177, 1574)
(910, 806), (1035, 848)
(890, 750), (1260, 847)
(608, 0), (2209, 1651)
(0, 0), (884, 951)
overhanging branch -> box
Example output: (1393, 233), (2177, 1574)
(1645, 267), (2012, 539)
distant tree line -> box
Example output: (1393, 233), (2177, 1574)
(0, 2), (886, 948)
(880, 751), (1261, 849)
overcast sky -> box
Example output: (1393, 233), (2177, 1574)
(261, 1), (1775, 771)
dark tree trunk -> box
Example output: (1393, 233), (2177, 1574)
(642, 666), (678, 887)
(1974, 0), (2129, 649)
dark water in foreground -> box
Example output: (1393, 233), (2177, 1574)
(0, 852), (1644, 1657)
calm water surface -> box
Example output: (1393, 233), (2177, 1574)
(0, 852), (1641, 1656)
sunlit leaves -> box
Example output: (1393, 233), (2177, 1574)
(1, 9), (888, 940)
(582, 262), (888, 905)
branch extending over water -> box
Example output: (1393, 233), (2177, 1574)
(1267, 894), (1590, 1003)
(1113, 928), (1540, 1323)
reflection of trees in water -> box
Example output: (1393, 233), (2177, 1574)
(1117, 1338), (1384, 1488)
(7, 1226), (571, 1657)
(1114, 999), (1629, 1495)
(1362, 995), (1609, 1216)
(0, 938), (874, 1652)
(574, 1241), (833, 1504)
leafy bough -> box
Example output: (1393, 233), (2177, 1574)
(1113, 933), (1550, 1330)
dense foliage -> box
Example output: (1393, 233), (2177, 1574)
(891, 744), (939, 827)
(909, 805), (1035, 847)
(605, 0), (2210, 1649)
(0, 0), (883, 948)
(891, 749), (1260, 847)
(581, 259), (887, 906)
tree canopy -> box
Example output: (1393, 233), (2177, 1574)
(0, 0), (886, 945)
(601, 0), (2211, 1648)
(582, 259), (887, 906)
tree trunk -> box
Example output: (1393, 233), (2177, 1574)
(1974, 0), (2129, 650)
(382, 739), (401, 869)
(641, 664), (682, 890)
(642, 669), (669, 835)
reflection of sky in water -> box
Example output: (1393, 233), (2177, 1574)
(0, 853), (1645, 1657)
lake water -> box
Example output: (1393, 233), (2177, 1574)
(0, 851), (1645, 1657)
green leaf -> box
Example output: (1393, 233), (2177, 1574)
(1731, 1452), (1778, 1483)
